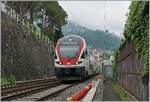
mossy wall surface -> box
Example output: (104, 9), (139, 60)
(1, 12), (55, 81)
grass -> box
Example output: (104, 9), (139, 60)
(112, 82), (134, 101)
(1, 75), (16, 85)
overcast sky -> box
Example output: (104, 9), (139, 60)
(58, 1), (131, 37)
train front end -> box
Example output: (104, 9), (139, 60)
(54, 35), (86, 80)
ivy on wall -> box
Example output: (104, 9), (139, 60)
(113, 1), (149, 77)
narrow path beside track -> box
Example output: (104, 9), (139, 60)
(103, 81), (121, 101)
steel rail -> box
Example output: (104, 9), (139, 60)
(37, 84), (74, 101)
(2, 80), (60, 96)
(2, 77), (56, 88)
(2, 80), (61, 101)
(2, 77), (58, 95)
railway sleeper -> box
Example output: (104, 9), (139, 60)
(2, 82), (60, 96)
(2, 78), (58, 90)
(2, 80), (60, 96)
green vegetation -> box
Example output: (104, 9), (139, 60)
(113, 1), (149, 77)
(62, 21), (121, 51)
(124, 1), (149, 76)
(112, 82), (134, 101)
(6, 1), (67, 43)
(112, 50), (120, 81)
(104, 52), (113, 60)
(1, 75), (16, 85)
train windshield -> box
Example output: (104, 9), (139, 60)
(58, 36), (81, 58)
(59, 44), (80, 58)
(60, 44), (79, 58)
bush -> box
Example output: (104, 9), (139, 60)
(1, 75), (16, 85)
(112, 82), (133, 101)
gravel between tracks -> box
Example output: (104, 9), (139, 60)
(49, 77), (95, 101)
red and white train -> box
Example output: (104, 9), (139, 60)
(54, 35), (101, 80)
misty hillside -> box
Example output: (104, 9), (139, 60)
(62, 21), (121, 51)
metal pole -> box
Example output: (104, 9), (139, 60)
(103, 40), (105, 60)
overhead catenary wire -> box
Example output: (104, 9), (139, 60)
(103, 2), (106, 59)
(63, 1), (108, 52)
(104, 3), (106, 32)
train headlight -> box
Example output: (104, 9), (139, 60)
(76, 62), (79, 65)
(76, 61), (82, 65)
(56, 61), (61, 65)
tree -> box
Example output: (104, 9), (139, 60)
(6, 1), (68, 42)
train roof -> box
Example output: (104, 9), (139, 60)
(61, 35), (83, 39)
(56, 35), (86, 49)
(59, 35), (85, 42)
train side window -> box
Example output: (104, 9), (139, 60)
(87, 49), (89, 56)
(81, 52), (85, 58)
(85, 50), (87, 55)
(55, 53), (57, 58)
(81, 49), (88, 58)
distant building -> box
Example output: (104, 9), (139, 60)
(102, 60), (113, 80)
(110, 55), (115, 63)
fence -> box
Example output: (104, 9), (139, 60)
(1, 3), (54, 56)
(117, 41), (148, 101)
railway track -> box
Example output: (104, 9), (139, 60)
(15, 84), (74, 101)
(1, 77), (61, 101)
(2, 76), (97, 101)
